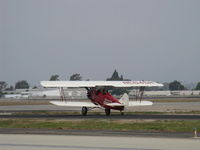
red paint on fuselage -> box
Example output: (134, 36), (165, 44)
(88, 89), (124, 111)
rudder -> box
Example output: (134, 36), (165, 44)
(119, 93), (129, 106)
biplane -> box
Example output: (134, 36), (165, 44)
(41, 81), (163, 115)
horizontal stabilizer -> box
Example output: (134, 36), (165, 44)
(128, 101), (153, 106)
(50, 101), (97, 107)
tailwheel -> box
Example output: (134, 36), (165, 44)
(81, 107), (88, 116)
(105, 108), (111, 116)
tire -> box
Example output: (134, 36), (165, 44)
(105, 108), (111, 116)
(81, 107), (88, 116)
(120, 111), (124, 116)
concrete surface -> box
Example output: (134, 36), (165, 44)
(1, 102), (200, 112)
(0, 128), (195, 138)
(0, 134), (199, 150)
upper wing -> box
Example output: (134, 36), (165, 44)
(41, 81), (163, 88)
(50, 101), (98, 107)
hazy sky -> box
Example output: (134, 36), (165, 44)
(1, 0), (200, 86)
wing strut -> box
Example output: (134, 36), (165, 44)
(135, 86), (145, 103)
(59, 87), (66, 101)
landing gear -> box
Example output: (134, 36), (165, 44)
(105, 108), (111, 116)
(120, 111), (124, 116)
(81, 107), (88, 116)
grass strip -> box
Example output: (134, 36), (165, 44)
(0, 119), (200, 132)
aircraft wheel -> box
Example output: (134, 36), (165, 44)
(105, 108), (111, 116)
(120, 111), (124, 116)
(81, 107), (88, 116)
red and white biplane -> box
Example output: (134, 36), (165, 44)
(41, 81), (163, 115)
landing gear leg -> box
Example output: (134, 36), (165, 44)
(81, 107), (88, 116)
(120, 111), (124, 116)
(105, 108), (111, 116)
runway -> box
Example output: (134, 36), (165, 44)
(1, 102), (200, 120)
(1, 102), (200, 112)
(0, 134), (199, 150)
(1, 113), (200, 120)
(0, 103), (200, 149)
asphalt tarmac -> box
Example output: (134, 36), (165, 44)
(1, 102), (200, 112)
(1, 102), (200, 120)
(0, 134), (199, 150)
(0, 102), (200, 149)
(0, 128), (195, 138)
(1, 113), (200, 120)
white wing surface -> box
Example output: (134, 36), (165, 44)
(50, 100), (152, 107)
(41, 81), (163, 88)
(128, 101), (153, 106)
(50, 101), (98, 107)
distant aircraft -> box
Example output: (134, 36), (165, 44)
(41, 81), (163, 116)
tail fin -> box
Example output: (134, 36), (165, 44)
(119, 93), (129, 106)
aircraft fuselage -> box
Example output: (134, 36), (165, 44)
(87, 88), (124, 111)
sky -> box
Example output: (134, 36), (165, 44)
(0, 0), (200, 86)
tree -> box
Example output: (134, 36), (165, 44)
(195, 82), (200, 90)
(0, 81), (7, 97)
(15, 80), (29, 89)
(0, 91), (2, 98)
(169, 80), (185, 91)
(32, 86), (38, 89)
(162, 82), (170, 90)
(106, 70), (130, 95)
(0, 81), (7, 91)
(70, 73), (82, 81)
(107, 69), (123, 81)
(49, 74), (59, 81)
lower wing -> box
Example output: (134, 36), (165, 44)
(128, 101), (153, 106)
(107, 101), (153, 107)
(50, 101), (98, 107)
(50, 100), (153, 107)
